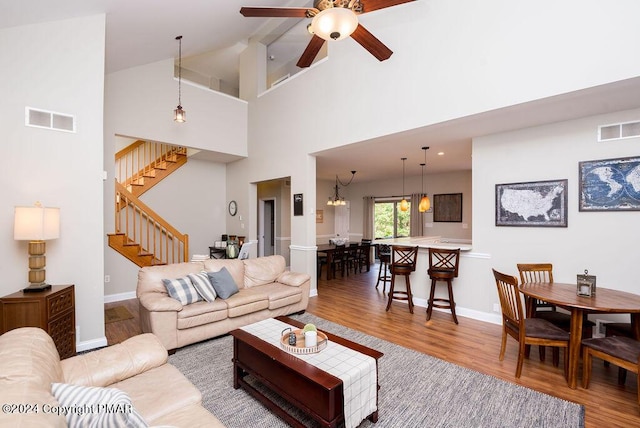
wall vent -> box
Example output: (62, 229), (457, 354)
(25, 107), (76, 133)
(598, 120), (640, 142)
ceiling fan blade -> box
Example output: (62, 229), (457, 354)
(240, 7), (310, 18)
(350, 24), (393, 61)
(359, 0), (415, 14)
(296, 35), (325, 68)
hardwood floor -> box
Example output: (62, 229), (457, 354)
(105, 263), (640, 427)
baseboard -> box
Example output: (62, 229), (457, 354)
(104, 291), (136, 303)
(405, 296), (503, 325)
(77, 336), (108, 353)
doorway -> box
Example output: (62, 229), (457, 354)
(259, 198), (275, 257)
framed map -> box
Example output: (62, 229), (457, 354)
(495, 179), (568, 227)
(579, 156), (640, 211)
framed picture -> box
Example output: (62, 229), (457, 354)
(433, 193), (462, 222)
(579, 156), (640, 211)
(495, 179), (568, 227)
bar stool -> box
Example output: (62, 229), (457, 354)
(385, 246), (419, 313)
(375, 244), (391, 292)
(426, 247), (461, 324)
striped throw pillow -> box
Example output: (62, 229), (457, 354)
(162, 276), (202, 305)
(51, 383), (148, 428)
(188, 272), (217, 302)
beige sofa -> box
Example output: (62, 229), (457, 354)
(0, 327), (223, 427)
(137, 255), (311, 351)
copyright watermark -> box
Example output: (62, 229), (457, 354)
(3, 403), (135, 416)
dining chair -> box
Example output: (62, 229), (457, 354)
(604, 321), (634, 384)
(330, 245), (347, 278)
(517, 263), (594, 363)
(426, 247), (461, 324)
(582, 335), (640, 407)
(386, 246), (419, 313)
(492, 269), (570, 378)
(345, 243), (360, 275)
(356, 241), (371, 273)
(375, 244), (392, 292)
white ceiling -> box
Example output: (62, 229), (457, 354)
(4, 1), (640, 183)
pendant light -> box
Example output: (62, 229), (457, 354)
(400, 157), (409, 212)
(419, 146), (431, 212)
(174, 35), (186, 123)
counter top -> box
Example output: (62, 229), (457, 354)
(376, 236), (472, 251)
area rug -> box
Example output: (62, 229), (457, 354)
(168, 313), (584, 427)
(104, 306), (133, 324)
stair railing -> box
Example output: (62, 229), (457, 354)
(115, 140), (186, 187)
(115, 181), (188, 265)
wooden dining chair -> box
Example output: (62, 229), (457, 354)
(604, 321), (634, 384)
(582, 335), (640, 407)
(386, 246), (419, 313)
(330, 245), (347, 278)
(493, 269), (570, 378)
(517, 263), (594, 363)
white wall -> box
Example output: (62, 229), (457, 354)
(0, 15), (106, 347)
(104, 59), (249, 300)
(230, 0), (640, 305)
(473, 108), (640, 302)
(103, 158), (227, 297)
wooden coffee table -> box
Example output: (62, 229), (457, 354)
(230, 316), (383, 428)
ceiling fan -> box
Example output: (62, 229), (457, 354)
(240, 0), (415, 68)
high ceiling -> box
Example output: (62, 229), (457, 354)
(4, 1), (640, 183)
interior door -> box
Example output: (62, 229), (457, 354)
(259, 199), (275, 257)
(334, 201), (350, 239)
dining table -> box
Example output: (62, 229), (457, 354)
(316, 243), (371, 280)
(519, 281), (640, 389)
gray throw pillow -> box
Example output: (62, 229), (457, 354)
(207, 267), (239, 299)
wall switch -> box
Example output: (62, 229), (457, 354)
(462, 223), (468, 229)
(104, 275), (110, 283)
(238, 215), (242, 221)
(425, 223), (433, 228)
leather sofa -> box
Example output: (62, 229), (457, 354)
(0, 327), (224, 427)
(137, 255), (311, 351)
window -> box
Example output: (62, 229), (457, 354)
(374, 200), (410, 239)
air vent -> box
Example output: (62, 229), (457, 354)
(598, 120), (640, 142)
(25, 107), (76, 133)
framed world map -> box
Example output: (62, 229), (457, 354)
(579, 156), (640, 211)
(495, 179), (568, 227)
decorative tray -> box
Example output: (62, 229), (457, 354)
(280, 329), (328, 354)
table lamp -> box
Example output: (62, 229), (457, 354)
(14, 202), (60, 292)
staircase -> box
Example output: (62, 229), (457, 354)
(108, 140), (189, 267)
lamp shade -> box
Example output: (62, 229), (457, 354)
(400, 198), (409, 212)
(419, 195), (431, 212)
(14, 205), (60, 241)
(311, 8), (358, 41)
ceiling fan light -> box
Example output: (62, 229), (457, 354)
(419, 195), (431, 212)
(311, 8), (358, 41)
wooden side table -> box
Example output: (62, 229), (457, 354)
(0, 284), (76, 359)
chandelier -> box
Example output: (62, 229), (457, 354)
(327, 170), (356, 206)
